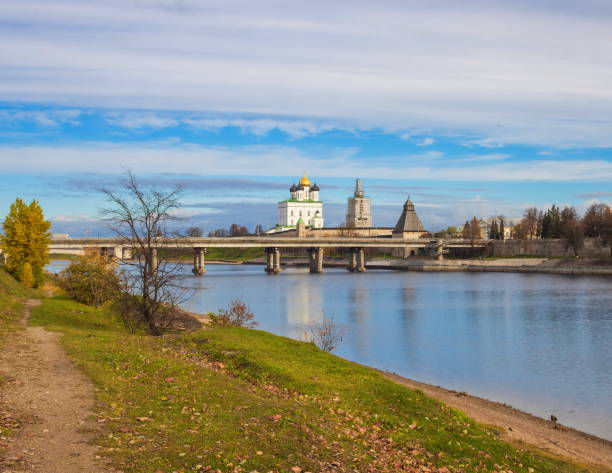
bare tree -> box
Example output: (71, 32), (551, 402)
(523, 207), (540, 239)
(582, 203), (610, 238)
(302, 312), (345, 352)
(185, 226), (203, 237)
(560, 206), (584, 257)
(100, 171), (190, 336)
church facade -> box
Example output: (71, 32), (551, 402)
(277, 173), (324, 228)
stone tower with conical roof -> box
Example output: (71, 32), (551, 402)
(346, 179), (372, 228)
(392, 197), (426, 238)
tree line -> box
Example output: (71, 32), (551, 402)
(185, 223), (265, 237)
(513, 203), (612, 255)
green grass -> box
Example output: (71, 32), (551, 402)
(159, 248), (265, 262)
(205, 247), (265, 262)
(25, 292), (594, 473)
(48, 252), (80, 260)
(0, 266), (36, 341)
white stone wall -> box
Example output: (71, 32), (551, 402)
(278, 201), (324, 228)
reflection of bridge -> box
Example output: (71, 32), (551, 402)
(49, 237), (487, 275)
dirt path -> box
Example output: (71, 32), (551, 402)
(386, 372), (612, 472)
(0, 300), (111, 473)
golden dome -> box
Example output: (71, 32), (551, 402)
(299, 172), (311, 187)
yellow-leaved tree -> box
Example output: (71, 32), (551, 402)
(1, 198), (51, 287)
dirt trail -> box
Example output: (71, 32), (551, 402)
(386, 372), (612, 472)
(0, 300), (111, 473)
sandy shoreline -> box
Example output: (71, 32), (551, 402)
(384, 371), (612, 471)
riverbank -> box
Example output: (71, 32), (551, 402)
(243, 257), (612, 276)
(1, 268), (605, 472)
(385, 372), (612, 471)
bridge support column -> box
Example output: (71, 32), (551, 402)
(265, 248), (281, 273)
(308, 247), (324, 273)
(122, 247), (133, 260)
(113, 246), (123, 260)
(265, 248), (274, 273)
(433, 239), (446, 261)
(192, 247), (207, 275)
(347, 248), (357, 272)
(273, 248), (281, 273)
(356, 248), (366, 272)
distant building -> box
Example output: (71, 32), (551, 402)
(277, 173), (324, 229)
(345, 179), (372, 228)
(392, 198), (427, 239)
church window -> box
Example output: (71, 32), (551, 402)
(299, 211), (302, 216)
(308, 211), (311, 216)
(290, 211), (294, 216)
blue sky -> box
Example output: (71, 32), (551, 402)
(1, 0), (612, 235)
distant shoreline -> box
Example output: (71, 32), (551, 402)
(241, 257), (612, 276)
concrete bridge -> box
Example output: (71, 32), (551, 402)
(48, 236), (488, 275)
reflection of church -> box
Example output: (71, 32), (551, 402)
(277, 173), (324, 229)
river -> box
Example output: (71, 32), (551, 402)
(48, 261), (612, 440)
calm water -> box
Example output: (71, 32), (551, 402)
(48, 261), (612, 439)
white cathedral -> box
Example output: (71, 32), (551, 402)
(277, 173), (324, 229)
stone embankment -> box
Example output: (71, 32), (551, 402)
(245, 257), (612, 275)
(368, 258), (612, 275)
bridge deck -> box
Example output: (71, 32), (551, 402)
(49, 237), (486, 249)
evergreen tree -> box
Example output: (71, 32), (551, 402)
(489, 218), (499, 240)
(1, 198), (51, 287)
(462, 221), (471, 240)
(499, 216), (506, 240)
(550, 205), (561, 238)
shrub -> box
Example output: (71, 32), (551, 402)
(59, 251), (122, 306)
(302, 312), (345, 352)
(210, 299), (257, 328)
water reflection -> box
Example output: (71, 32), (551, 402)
(46, 261), (612, 440)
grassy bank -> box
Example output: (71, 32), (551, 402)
(0, 267), (36, 345)
(158, 247), (265, 262)
(23, 289), (594, 473)
(49, 253), (80, 261)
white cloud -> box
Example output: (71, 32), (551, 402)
(0, 109), (82, 127)
(105, 114), (179, 129)
(417, 137), (435, 147)
(2, 142), (611, 182)
(182, 118), (348, 139)
(1, 1), (612, 147)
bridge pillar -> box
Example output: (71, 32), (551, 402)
(122, 247), (133, 260)
(265, 248), (281, 273)
(434, 239), (446, 261)
(192, 247), (207, 275)
(113, 246), (123, 260)
(273, 248), (281, 273)
(308, 247), (324, 273)
(347, 248), (357, 272)
(356, 248), (366, 272)
(265, 248), (274, 273)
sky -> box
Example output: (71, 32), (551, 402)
(1, 0), (612, 235)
